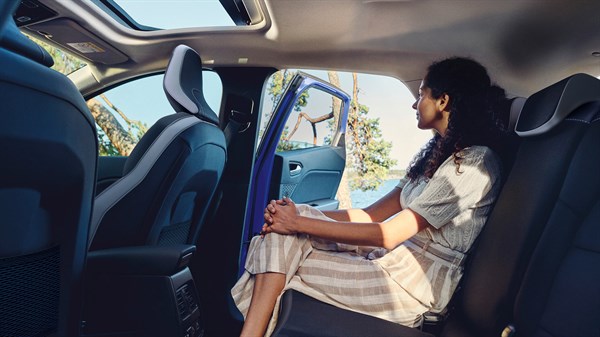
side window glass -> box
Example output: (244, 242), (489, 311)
(277, 86), (341, 151)
(87, 72), (223, 156)
(259, 71), (343, 152)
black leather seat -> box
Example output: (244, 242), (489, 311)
(0, 4), (98, 336)
(501, 74), (600, 337)
(89, 45), (227, 251)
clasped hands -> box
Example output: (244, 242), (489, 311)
(260, 196), (299, 237)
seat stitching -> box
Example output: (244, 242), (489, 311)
(563, 118), (590, 124)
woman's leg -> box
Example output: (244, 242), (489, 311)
(233, 205), (338, 336)
(232, 232), (313, 336)
(240, 272), (285, 337)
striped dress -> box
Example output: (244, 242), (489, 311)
(231, 146), (502, 336)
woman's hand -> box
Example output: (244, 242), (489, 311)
(261, 197), (298, 237)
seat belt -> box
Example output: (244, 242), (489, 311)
(202, 106), (252, 239)
(223, 109), (250, 147)
(222, 90), (253, 149)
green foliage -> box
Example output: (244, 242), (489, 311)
(126, 120), (148, 144)
(347, 102), (397, 191)
(276, 127), (302, 152)
(97, 127), (120, 156)
(25, 35), (86, 75)
(267, 70), (309, 111)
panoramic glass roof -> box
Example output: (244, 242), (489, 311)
(111, 0), (235, 30)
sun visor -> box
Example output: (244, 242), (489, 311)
(23, 18), (128, 65)
(516, 73), (600, 137)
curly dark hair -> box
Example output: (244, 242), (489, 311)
(406, 57), (509, 181)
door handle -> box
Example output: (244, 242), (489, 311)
(289, 163), (302, 176)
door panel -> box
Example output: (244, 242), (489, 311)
(246, 71), (351, 246)
(270, 146), (345, 210)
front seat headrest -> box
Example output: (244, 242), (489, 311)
(163, 44), (219, 125)
(0, 19), (54, 67)
(516, 73), (600, 137)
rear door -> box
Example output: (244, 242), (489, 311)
(246, 72), (350, 241)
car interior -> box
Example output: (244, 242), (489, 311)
(1, 0), (599, 337)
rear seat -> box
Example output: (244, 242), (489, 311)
(442, 74), (600, 336)
(443, 73), (600, 337)
(270, 73), (600, 337)
(505, 76), (600, 337)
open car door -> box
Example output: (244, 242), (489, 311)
(243, 72), (350, 256)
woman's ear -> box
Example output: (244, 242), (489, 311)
(437, 93), (450, 112)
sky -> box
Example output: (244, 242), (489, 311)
(100, 1), (433, 169)
(113, 0), (235, 29)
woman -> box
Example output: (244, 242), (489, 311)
(232, 57), (509, 337)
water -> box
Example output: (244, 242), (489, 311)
(350, 179), (400, 208)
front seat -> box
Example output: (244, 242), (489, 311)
(89, 45), (227, 251)
(0, 6), (98, 337)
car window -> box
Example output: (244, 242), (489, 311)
(260, 70), (432, 208)
(276, 86), (342, 151)
(88, 72), (223, 156)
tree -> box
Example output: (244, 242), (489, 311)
(86, 98), (146, 156)
(346, 74), (396, 191)
(327, 72), (352, 209)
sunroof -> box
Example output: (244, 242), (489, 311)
(111, 0), (236, 30)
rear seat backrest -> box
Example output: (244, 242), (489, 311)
(510, 76), (600, 336)
(442, 74), (600, 337)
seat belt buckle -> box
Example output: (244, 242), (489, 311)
(501, 324), (516, 337)
(420, 308), (448, 334)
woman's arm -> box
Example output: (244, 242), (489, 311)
(263, 197), (429, 250)
(322, 187), (403, 223)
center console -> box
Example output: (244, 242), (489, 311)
(82, 245), (202, 337)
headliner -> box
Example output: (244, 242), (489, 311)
(30, 0), (600, 97)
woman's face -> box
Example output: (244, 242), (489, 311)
(412, 81), (449, 135)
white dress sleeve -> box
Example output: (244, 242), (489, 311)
(396, 176), (409, 189)
(407, 147), (500, 229)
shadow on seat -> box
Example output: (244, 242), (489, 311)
(0, 4), (98, 335)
